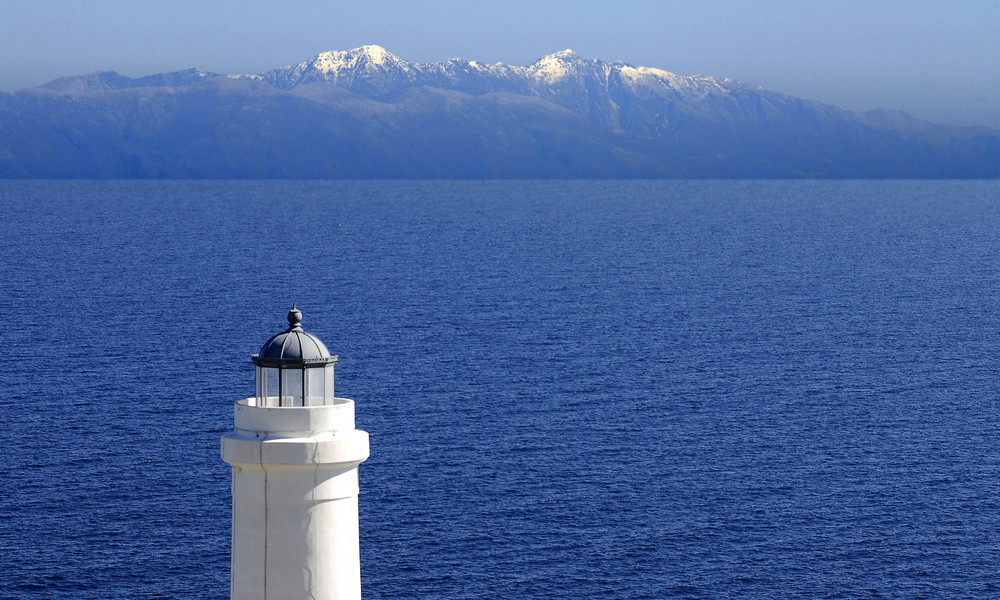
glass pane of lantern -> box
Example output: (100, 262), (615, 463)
(308, 368), (325, 406)
(282, 368), (304, 407)
(264, 368), (280, 407)
(325, 365), (335, 402)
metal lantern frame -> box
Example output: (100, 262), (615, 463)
(252, 354), (337, 408)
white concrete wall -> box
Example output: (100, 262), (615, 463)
(222, 398), (370, 600)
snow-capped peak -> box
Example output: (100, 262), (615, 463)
(350, 45), (400, 66)
(550, 49), (580, 59)
(530, 49), (590, 82)
(310, 45), (410, 74)
(257, 45), (417, 90)
(532, 49), (585, 65)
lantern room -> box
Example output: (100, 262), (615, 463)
(252, 306), (337, 407)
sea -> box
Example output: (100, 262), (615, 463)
(2, 179), (1000, 599)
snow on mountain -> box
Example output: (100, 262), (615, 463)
(529, 49), (586, 82)
(616, 64), (730, 98)
(241, 45), (752, 134)
(254, 45), (735, 101)
(308, 45), (410, 77)
(259, 45), (417, 91)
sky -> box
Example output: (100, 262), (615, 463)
(2, 0), (998, 128)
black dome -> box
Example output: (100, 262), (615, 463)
(253, 307), (335, 366)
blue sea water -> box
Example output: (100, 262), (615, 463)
(2, 180), (1000, 599)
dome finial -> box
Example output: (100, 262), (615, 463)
(287, 303), (303, 331)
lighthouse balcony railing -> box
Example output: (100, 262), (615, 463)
(254, 395), (329, 408)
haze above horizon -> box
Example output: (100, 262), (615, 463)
(3, 0), (998, 129)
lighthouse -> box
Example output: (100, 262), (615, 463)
(222, 306), (370, 600)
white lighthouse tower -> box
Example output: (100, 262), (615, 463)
(222, 306), (370, 600)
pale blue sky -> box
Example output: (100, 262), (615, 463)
(2, 0), (998, 128)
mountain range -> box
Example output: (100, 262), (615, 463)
(1, 45), (997, 178)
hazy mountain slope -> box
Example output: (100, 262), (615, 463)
(0, 79), (664, 178)
(1, 46), (997, 178)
